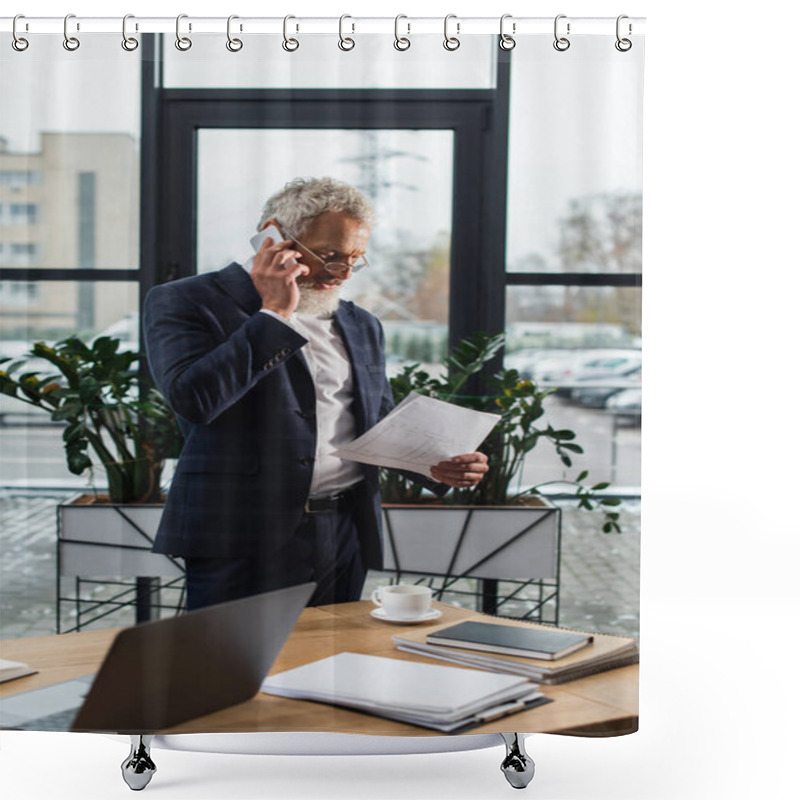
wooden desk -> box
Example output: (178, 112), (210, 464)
(1, 601), (637, 737)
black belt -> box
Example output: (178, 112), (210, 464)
(303, 483), (361, 515)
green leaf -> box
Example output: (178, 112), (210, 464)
(577, 470), (589, 482)
(592, 482), (611, 491)
(601, 498), (622, 506)
(60, 337), (92, 359)
(91, 336), (120, 360)
(51, 402), (84, 421)
(63, 421), (87, 444)
(66, 452), (92, 475)
(559, 443), (584, 453)
(78, 376), (100, 404)
(18, 375), (45, 403)
(65, 439), (92, 475)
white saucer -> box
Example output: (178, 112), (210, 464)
(370, 608), (443, 624)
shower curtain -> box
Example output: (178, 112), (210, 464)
(0, 10), (644, 786)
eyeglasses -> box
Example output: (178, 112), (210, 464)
(278, 223), (369, 278)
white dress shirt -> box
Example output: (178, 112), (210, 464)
(288, 312), (363, 497)
(242, 261), (363, 497)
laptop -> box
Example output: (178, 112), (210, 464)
(0, 582), (316, 733)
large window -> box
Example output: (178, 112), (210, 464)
(0, 36), (140, 276)
(504, 37), (643, 491)
(1, 34), (641, 494)
(0, 37), (142, 488)
(197, 128), (454, 352)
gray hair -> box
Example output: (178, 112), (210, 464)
(258, 177), (373, 236)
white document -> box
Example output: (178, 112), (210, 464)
(261, 652), (539, 731)
(331, 392), (501, 477)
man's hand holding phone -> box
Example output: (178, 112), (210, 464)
(249, 223), (308, 319)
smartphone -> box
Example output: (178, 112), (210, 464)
(250, 225), (297, 266)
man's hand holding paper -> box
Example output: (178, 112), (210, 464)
(430, 452), (489, 488)
(331, 392), (499, 483)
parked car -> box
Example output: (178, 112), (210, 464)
(503, 348), (563, 380)
(571, 365), (642, 408)
(531, 348), (642, 398)
(606, 387), (642, 426)
(607, 387), (642, 410)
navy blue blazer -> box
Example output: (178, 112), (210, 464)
(144, 263), (444, 566)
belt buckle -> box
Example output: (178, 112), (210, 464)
(304, 490), (347, 515)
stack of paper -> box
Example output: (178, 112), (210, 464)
(393, 619), (638, 685)
(0, 658), (37, 684)
(332, 392), (500, 477)
(261, 652), (550, 733)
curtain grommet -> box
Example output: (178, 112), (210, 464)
(282, 15), (300, 52)
(553, 14), (571, 52)
(63, 14), (80, 51)
(12, 15), (29, 51)
(226, 15), (243, 52)
(394, 15), (411, 51)
(338, 14), (355, 51)
(615, 15), (633, 51)
(443, 14), (460, 51)
(121, 14), (139, 52)
(175, 14), (192, 51)
(499, 14), (516, 51)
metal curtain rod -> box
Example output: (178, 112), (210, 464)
(1, 16), (646, 36)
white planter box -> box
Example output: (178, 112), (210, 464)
(58, 494), (181, 580)
(381, 500), (560, 581)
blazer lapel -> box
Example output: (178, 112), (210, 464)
(212, 263), (262, 315)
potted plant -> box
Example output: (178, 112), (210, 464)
(0, 336), (185, 626)
(379, 332), (622, 619)
(0, 336), (182, 503)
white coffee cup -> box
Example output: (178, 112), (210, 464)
(371, 584), (432, 620)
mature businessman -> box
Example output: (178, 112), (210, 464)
(144, 177), (488, 611)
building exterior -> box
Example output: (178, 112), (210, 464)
(0, 132), (139, 339)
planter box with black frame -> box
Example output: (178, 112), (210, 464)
(57, 494), (184, 633)
(381, 499), (562, 622)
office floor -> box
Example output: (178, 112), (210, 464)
(0, 493), (639, 640)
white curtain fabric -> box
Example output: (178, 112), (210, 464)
(0, 23), (643, 742)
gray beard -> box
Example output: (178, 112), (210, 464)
(295, 283), (341, 317)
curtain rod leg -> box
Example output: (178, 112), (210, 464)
(121, 735), (157, 791)
(500, 733), (535, 789)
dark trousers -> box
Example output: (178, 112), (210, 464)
(184, 507), (366, 612)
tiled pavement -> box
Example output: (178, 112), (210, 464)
(0, 493), (640, 641)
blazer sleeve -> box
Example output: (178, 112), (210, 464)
(144, 283), (308, 425)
